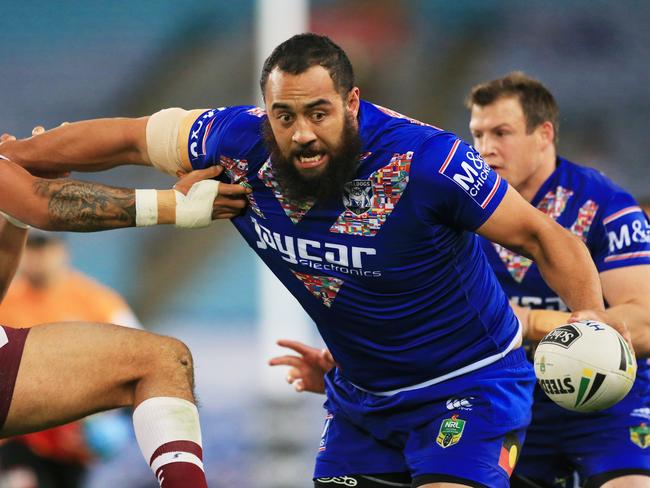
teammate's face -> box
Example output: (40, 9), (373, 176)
(469, 96), (555, 201)
(263, 66), (362, 200)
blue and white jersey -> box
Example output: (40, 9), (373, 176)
(181, 100), (519, 392)
(480, 157), (650, 388)
(480, 158), (650, 312)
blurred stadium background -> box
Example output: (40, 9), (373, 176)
(0, 0), (648, 486)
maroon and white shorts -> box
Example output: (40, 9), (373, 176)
(0, 326), (30, 429)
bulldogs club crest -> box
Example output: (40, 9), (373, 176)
(343, 179), (373, 215)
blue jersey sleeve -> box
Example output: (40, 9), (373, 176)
(591, 192), (650, 271)
(183, 105), (267, 177)
(414, 133), (508, 231)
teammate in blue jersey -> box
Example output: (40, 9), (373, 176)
(272, 71), (650, 488)
(467, 72), (650, 488)
(0, 35), (629, 488)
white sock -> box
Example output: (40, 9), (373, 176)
(132, 397), (204, 476)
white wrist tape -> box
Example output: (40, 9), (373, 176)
(135, 189), (158, 227)
(174, 180), (220, 228)
(0, 211), (29, 229)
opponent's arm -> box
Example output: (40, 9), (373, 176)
(0, 118), (150, 174)
(0, 108), (205, 177)
(0, 157), (228, 232)
(477, 186), (629, 342)
(0, 215), (28, 300)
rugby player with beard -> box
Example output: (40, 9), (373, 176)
(0, 34), (629, 488)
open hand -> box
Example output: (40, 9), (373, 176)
(268, 339), (336, 394)
(569, 309), (633, 353)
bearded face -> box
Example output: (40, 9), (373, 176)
(263, 112), (362, 202)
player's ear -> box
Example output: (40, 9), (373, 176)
(346, 87), (360, 117)
(537, 121), (555, 149)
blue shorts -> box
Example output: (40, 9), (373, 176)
(315, 347), (535, 487)
(515, 360), (650, 486)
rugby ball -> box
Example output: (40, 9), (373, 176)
(533, 320), (636, 412)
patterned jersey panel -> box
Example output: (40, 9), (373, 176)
(482, 158), (650, 312)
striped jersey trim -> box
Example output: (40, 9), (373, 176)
(604, 251), (650, 262)
(603, 206), (642, 225)
(350, 321), (523, 397)
(481, 173), (502, 208)
(438, 139), (461, 174)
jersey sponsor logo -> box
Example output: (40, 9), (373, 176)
(498, 432), (521, 477)
(538, 377), (576, 396)
(436, 414), (466, 448)
(188, 109), (224, 161)
(445, 397), (474, 411)
(631, 408), (650, 421)
(539, 324), (582, 348)
(630, 423), (650, 449)
(251, 217), (381, 277)
(315, 477), (358, 486)
(342, 180), (373, 215)
(438, 142), (500, 209)
(605, 206), (650, 254)
(511, 296), (568, 311)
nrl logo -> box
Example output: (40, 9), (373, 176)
(630, 423), (650, 449)
(436, 414), (466, 448)
(343, 179), (373, 215)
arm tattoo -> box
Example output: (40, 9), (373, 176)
(33, 179), (136, 231)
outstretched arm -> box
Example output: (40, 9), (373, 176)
(0, 157), (245, 232)
(478, 186), (630, 344)
(0, 118), (150, 174)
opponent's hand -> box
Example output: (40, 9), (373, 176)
(268, 339), (336, 394)
(173, 166), (251, 220)
(0, 125), (70, 178)
(569, 309), (633, 352)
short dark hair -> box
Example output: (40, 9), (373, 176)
(466, 71), (559, 143)
(259, 33), (355, 98)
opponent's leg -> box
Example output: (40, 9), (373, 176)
(1, 322), (207, 488)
